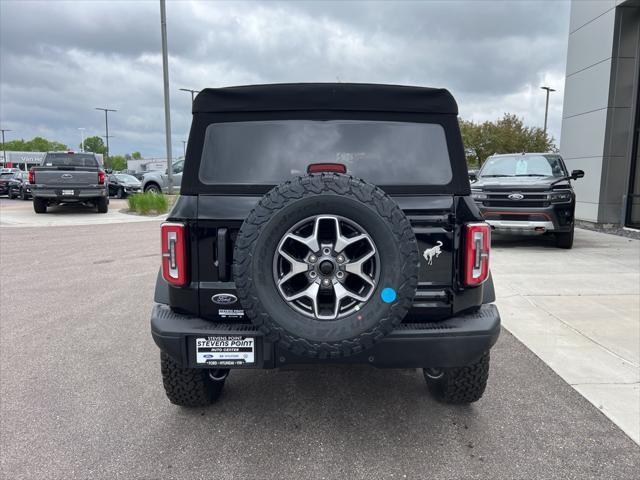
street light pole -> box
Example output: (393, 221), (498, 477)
(179, 88), (199, 104)
(0, 128), (10, 167)
(182, 140), (186, 158)
(540, 86), (556, 135)
(160, 0), (173, 195)
(95, 107), (116, 164)
(78, 128), (85, 152)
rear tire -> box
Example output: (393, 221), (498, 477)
(97, 197), (109, 213)
(555, 227), (574, 249)
(160, 352), (226, 407)
(424, 352), (490, 404)
(33, 198), (47, 214)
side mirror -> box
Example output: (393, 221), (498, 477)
(571, 169), (584, 180)
(468, 172), (477, 182)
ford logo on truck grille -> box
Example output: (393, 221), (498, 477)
(211, 293), (238, 305)
(508, 193), (524, 200)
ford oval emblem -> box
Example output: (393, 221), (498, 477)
(212, 293), (238, 305)
(508, 193), (524, 200)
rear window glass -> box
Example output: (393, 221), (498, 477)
(199, 120), (452, 185)
(43, 153), (98, 168)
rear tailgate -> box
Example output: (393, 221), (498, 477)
(195, 194), (455, 322)
(33, 168), (101, 188)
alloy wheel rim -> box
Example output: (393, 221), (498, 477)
(273, 215), (380, 320)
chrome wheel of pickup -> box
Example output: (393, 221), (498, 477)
(273, 214), (380, 320)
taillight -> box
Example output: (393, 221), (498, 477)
(28, 169), (35, 184)
(161, 222), (187, 286)
(98, 170), (105, 185)
(464, 222), (490, 286)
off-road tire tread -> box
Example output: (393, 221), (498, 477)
(160, 352), (223, 407)
(233, 173), (419, 359)
(425, 352), (490, 404)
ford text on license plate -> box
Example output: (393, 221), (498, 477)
(195, 336), (255, 366)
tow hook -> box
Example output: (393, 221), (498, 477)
(209, 369), (230, 382)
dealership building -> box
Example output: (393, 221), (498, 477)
(560, 0), (640, 228)
(1, 151), (103, 170)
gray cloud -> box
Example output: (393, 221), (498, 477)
(0, 0), (570, 157)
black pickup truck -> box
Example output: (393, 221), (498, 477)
(150, 83), (500, 407)
(29, 152), (109, 213)
(470, 153), (584, 248)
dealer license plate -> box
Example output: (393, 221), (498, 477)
(62, 189), (74, 196)
(195, 336), (255, 366)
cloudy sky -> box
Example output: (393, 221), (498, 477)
(0, 0), (570, 158)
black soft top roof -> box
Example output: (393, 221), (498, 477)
(193, 83), (458, 115)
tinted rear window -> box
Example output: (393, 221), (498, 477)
(44, 153), (98, 168)
(199, 120), (452, 185)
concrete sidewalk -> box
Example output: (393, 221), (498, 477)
(0, 198), (165, 227)
(492, 228), (640, 444)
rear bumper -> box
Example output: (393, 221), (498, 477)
(33, 187), (107, 200)
(150, 303), (501, 369)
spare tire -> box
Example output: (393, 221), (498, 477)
(233, 173), (419, 358)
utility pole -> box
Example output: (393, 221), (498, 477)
(179, 88), (199, 105)
(95, 107), (116, 164)
(78, 128), (86, 152)
(160, 0), (173, 194)
(182, 140), (186, 158)
(0, 128), (10, 167)
(540, 86), (556, 135)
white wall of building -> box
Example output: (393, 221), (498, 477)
(127, 158), (169, 173)
(560, 0), (639, 224)
(2, 151), (104, 169)
(560, 1), (618, 222)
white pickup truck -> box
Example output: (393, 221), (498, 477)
(29, 152), (109, 214)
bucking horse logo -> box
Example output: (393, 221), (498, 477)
(423, 241), (443, 266)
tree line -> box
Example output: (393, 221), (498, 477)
(460, 113), (556, 168)
(1, 113), (556, 170)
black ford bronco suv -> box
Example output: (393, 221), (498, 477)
(470, 153), (584, 249)
(151, 83), (500, 407)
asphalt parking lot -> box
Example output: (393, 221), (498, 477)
(1, 217), (639, 479)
